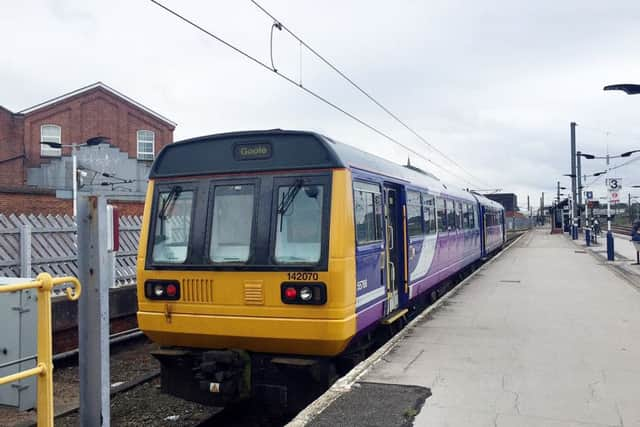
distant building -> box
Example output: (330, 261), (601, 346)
(485, 193), (518, 212)
(0, 82), (176, 215)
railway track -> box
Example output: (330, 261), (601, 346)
(612, 224), (633, 235)
(54, 326), (145, 362)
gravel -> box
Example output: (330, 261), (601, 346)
(55, 378), (217, 427)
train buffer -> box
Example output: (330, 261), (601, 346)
(289, 228), (640, 427)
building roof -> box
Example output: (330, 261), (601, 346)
(18, 82), (177, 127)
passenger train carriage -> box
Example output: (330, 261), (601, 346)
(137, 130), (505, 409)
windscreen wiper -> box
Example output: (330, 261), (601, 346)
(278, 179), (304, 231)
(158, 185), (182, 240)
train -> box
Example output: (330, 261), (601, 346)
(136, 129), (505, 410)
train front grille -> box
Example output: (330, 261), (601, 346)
(181, 278), (214, 303)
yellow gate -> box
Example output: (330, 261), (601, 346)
(0, 273), (81, 427)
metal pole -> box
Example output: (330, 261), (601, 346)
(72, 146), (77, 218)
(36, 274), (54, 426)
(577, 151), (582, 232)
(78, 195), (111, 426)
(606, 154), (614, 261)
(570, 122), (578, 239)
(629, 193), (632, 223)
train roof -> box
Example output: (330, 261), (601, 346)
(150, 129), (478, 202)
(472, 192), (505, 211)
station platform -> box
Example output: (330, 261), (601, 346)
(290, 229), (640, 427)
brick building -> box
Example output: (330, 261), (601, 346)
(0, 82), (176, 215)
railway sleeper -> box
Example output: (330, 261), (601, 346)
(151, 348), (336, 414)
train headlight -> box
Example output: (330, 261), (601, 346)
(153, 284), (165, 297)
(299, 287), (312, 301)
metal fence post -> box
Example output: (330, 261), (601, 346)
(78, 196), (111, 426)
(19, 224), (32, 278)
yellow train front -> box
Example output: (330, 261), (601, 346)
(137, 130), (358, 409)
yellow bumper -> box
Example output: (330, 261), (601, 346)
(138, 311), (356, 356)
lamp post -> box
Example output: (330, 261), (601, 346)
(40, 136), (110, 217)
(578, 151), (640, 260)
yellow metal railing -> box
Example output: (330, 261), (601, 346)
(0, 273), (81, 427)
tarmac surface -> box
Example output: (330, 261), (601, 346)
(292, 229), (640, 426)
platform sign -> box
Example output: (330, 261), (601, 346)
(607, 178), (622, 192)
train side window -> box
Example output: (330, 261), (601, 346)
(422, 193), (436, 234)
(437, 197), (446, 232)
(354, 182), (383, 244)
(457, 202), (464, 230)
(468, 204), (475, 228)
(447, 200), (456, 230)
(406, 190), (423, 237)
(462, 203), (469, 229)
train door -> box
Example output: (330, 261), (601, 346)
(383, 185), (404, 315)
(480, 205), (487, 257)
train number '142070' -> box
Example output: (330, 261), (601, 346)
(287, 272), (319, 281)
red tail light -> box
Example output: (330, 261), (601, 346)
(166, 283), (178, 297)
(284, 287), (297, 300)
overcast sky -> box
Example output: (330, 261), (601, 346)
(3, 0), (640, 209)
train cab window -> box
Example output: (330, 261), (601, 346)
(437, 197), (446, 232)
(422, 194), (436, 234)
(275, 184), (324, 264)
(354, 182), (383, 244)
(406, 190), (423, 237)
(151, 187), (194, 264)
(209, 184), (255, 263)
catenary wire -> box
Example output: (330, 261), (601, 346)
(248, 0), (487, 187)
(149, 0), (479, 187)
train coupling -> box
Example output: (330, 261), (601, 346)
(151, 347), (251, 407)
(197, 349), (251, 401)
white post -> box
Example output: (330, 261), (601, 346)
(78, 195), (111, 426)
(19, 224), (32, 278)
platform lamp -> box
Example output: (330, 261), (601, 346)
(40, 136), (111, 217)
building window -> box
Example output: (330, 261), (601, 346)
(137, 130), (155, 160)
(40, 124), (62, 157)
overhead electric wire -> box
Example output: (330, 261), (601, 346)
(248, 0), (487, 187)
(148, 0), (479, 188)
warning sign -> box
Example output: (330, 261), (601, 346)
(610, 191), (620, 203)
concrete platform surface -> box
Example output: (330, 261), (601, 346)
(295, 229), (640, 427)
